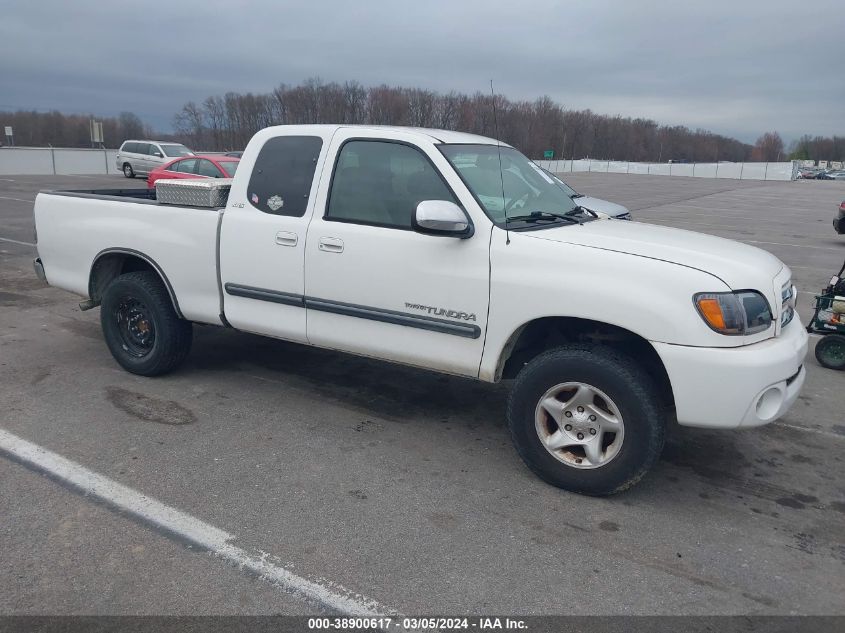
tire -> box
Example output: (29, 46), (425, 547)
(507, 345), (666, 496)
(100, 271), (192, 376)
(815, 334), (845, 370)
(123, 163), (135, 178)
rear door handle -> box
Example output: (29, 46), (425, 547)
(318, 237), (344, 253)
(275, 231), (298, 247)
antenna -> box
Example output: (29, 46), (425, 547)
(490, 79), (509, 245)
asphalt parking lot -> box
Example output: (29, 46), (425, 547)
(1, 172), (844, 616)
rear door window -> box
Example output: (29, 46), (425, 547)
(218, 161), (239, 177)
(247, 135), (323, 217)
(197, 159), (223, 178)
(172, 158), (198, 174)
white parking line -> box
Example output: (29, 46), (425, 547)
(0, 195), (33, 203)
(789, 264), (835, 271)
(0, 236), (35, 247)
(772, 422), (845, 441)
(0, 427), (396, 617)
(636, 218), (834, 241)
(741, 239), (841, 251)
(639, 210), (807, 225)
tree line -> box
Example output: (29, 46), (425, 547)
(171, 78), (755, 162)
(743, 131), (845, 164)
(0, 111), (150, 149)
(787, 134), (845, 163)
(3, 79), (842, 164)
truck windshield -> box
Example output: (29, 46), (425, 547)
(440, 144), (582, 226)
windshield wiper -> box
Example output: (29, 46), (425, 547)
(507, 211), (583, 225)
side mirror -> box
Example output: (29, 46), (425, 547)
(413, 200), (473, 238)
(153, 151), (163, 158)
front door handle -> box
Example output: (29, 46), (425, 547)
(318, 237), (344, 253)
(275, 231), (298, 247)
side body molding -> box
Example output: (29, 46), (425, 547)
(223, 284), (481, 339)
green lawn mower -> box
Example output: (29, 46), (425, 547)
(807, 259), (845, 370)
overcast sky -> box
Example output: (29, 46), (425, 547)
(1, 0), (842, 144)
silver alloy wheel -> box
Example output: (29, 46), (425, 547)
(534, 381), (625, 469)
(123, 164), (133, 177)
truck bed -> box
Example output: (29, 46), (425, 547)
(46, 187), (226, 209)
(34, 188), (225, 325)
(47, 187), (158, 200)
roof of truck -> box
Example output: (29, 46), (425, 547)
(258, 124), (509, 146)
(402, 127), (507, 145)
(121, 140), (190, 145)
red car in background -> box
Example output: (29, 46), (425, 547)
(147, 155), (240, 188)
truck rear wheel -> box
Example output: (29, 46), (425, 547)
(100, 271), (192, 376)
(507, 345), (665, 495)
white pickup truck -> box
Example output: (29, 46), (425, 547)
(33, 125), (808, 495)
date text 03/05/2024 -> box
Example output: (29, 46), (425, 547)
(307, 617), (528, 630)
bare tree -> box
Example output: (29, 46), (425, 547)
(343, 81), (368, 124)
(752, 132), (784, 162)
(406, 89), (437, 127)
(173, 102), (206, 148)
(118, 112), (144, 140)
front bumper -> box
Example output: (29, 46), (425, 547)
(652, 317), (808, 429)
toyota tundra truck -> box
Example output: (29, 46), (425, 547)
(32, 125), (808, 495)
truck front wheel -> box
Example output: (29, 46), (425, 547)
(507, 345), (665, 495)
(100, 271), (192, 376)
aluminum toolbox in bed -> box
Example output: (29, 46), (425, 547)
(155, 178), (233, 208)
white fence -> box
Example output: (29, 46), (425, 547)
(535, 159), (799, 181)
(0, 147), (801, 181)
(0, 147), (120, 175)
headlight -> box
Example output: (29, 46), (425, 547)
(781, 282), (796, 328)
(694, 291), (773, 335)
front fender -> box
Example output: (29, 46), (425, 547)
(479, 229), (734, 381)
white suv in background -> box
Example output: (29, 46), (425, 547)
(115, 140), (194, 178)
